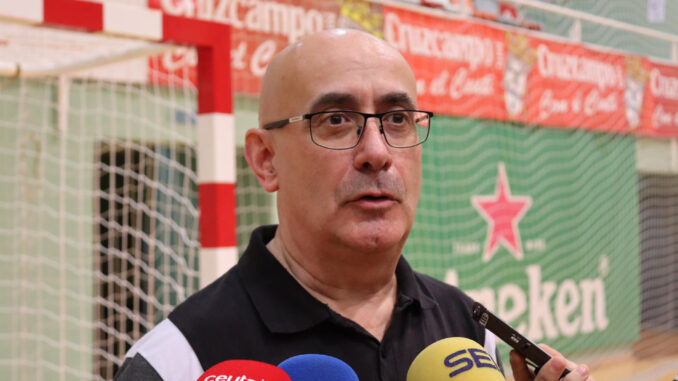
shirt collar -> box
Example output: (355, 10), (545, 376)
(236, 225), (437, 334)
(236, 225), (331, 334)
(394, 253), (438, 310)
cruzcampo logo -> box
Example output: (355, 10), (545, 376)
(471, 163), (532, 262)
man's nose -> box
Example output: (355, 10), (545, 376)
(352, 118), (392, 171)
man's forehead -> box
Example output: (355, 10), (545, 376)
(259, 29), (417, 121)
(295, 28), (387, 54)
(307, 92), (417, 113)
(292, 31), (407, 73)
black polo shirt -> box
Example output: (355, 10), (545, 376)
(115, 225), (501, 381)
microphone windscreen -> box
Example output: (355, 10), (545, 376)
(278, 354), (359, 381)
(407, 337), (504, 381)
(197, 359), (291, 381)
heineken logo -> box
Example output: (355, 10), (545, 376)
(472, 163), (532, 262)
(411, 117), (640, 351)
(446, 161), (611, 341)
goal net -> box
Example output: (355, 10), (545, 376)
(0, 3), (268, 378)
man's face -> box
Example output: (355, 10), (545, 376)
(263, 31), (421, 255)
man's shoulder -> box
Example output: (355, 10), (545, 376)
(171, 265), (246, 322)
(115, 353), (163, 381)
(115, 226), (279, 380)
(165, 227), (287, 369)
(168, 264), (262, 348)
(115, 319), (203, 381)
(169, 225), (277, 330)
(115, 264), (264, 380)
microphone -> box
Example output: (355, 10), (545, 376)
(278, 354), (359, 381)
(406, 337), (504, 381)
(472, 302), (570, 378)
(197, 359), (291, 381)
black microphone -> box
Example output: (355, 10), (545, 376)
(472, 301), (570, 378)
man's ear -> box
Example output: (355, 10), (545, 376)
(244, 128), (279, 192)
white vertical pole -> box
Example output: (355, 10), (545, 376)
(570, 18), (582, 43)
(57, 75), (69, 134)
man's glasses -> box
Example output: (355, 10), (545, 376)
(262, 110), (433, 150)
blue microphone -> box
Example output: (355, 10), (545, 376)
(278, 354), (359, 381)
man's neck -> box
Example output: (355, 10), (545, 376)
(266, 233), (399, 341)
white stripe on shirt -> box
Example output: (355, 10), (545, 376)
(125, 319), (204, 381)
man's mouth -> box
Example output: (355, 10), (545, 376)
(349, 192), (398, 208)
(360, 195), (390, 201)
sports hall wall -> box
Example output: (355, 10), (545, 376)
(1, 0), (677, 379)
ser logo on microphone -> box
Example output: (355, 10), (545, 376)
(444, 347), (499, 377)
(407, 337), (503, 381)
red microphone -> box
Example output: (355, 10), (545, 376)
(197, 359), (291, 381)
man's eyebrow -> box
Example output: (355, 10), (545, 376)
(309, 93), (359, 112)
(377, 92), (416, 110)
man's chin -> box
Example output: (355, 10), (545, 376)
(337, 221), (409, 254)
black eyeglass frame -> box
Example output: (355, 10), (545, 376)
(262, 109), (434, 150)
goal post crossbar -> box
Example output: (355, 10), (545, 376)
(0, 0), (238, 285)
(0, 43), (177, 78)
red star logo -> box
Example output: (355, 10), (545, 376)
(472, 163), (532, 262)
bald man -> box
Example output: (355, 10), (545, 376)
(116, 29), (594, 381)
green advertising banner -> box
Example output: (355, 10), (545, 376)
(404, 116), (641, 354)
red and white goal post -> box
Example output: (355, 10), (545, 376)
(0, 0), (236, 379)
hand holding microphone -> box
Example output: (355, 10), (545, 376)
(472, 302), (594, 381)
(510, 344), (593, 381)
